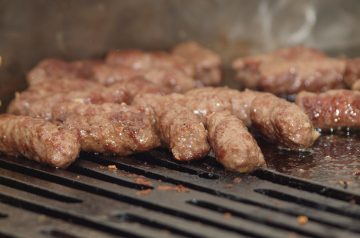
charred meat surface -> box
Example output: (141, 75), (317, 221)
(172, 41), (222, 86)
(133, 94), (210, 161)
(207, 111), (265, 173)
(0, 114), (80, 168)
(296, 89), (360, 130)
(232, 46), (346, 95)
(63, 105), (161, 155)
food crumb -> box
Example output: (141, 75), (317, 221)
(37, 215), (47, 223)
(354, 169), (360, 176)
(108, 164), (117, 170)
(76, 175), (80, 179)
(224, 183), (233, 189)
(233, 177), (242, 184)
(134, 177), (153, 186)
(297, 215), (308, 225)
(136, 189), (152, 196)
(338, 180), (352, 189)
(157, 184), (189, 193)
(223, 212), (232, 219)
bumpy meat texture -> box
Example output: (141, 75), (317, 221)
(185, 87), (319, 149)
(27, 78), (101, 95)
(172, 41), (222, 86)
(8, 87), (128, 120)
(7, 78), (132, 119)
(344, 58), (360, 90)
(106, 49), (194, 75)
(107, 77), (166, 101)
(63, 105), (161, 155)
(156, 87), (319, 150)
(296, 90), (360, 130)
(104, 49), (196, 92)
(133, 94), (210, 161)
(0, 114), (80, 168)
(27, 58), (100, 85)
(250, 92), (320, 149)
(207, 111), (266, 172)
(93, 64), (194, 93)
(51, 102), (128, 122)
(185, 87), (256, 126)
(232, 46), (346, 95)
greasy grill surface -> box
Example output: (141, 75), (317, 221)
(0, 150), (359, 238)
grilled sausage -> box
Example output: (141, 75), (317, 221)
(93, 64), (195, 93)
(232, 46), (346, 95)
(106, 49), (194, 75)
(172, 41), (222, 86)
(133, 94), (210, 161)
(185, 87), (256, 126)
(250, 92), (320, 149)
(296, 90), (360, 130)
(27, 58), (100, 85)
(7, 88), (128, 120)
(185, 87), (319, 149)
(63, 105), (161, 155)
(0, 114), (80, 168)
(207, 111), (265, 173)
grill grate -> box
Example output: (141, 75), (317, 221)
(0, 150), (359, 238)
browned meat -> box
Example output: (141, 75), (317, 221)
(0, 114), (80, 168)
(172, 41), (222, 86)
(185, 87), (256, 126)
(344, 58), (360, 90)
(92, 64), (139, 85)
(106, 77), (165, 103)
(232, 46), (346, 95)
(106, 49), (194, 76)
(296, 90), (360, 130)
(63, 105), (161, 155)
(28, 78), (101, 94)
(93, 63), (196, 93)
(7, 83), (129, 119)
(207, 111), (265, 173)
(182, 87), (319, 149)
(51, 102), (128, 122)
(250, 92), (320, 149)
(133, 94), (210, 161)
(27, 58), (101, 85)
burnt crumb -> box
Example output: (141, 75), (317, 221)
(136, 189), (152, 196)
(233, 177), (242, 184)
(350, 199), (357, 205)
(107, 164), (117, 171)
(223, 212), (232, 219)
(297, 215), (308, 225)
(224, 183), (233, 189)
(354, 169), (360, 177)
(157, 184), (190, 193)
(338, 180), (352, 189)
(134, 177), (153, 186)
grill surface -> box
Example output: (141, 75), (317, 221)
(0, 148), (359, 238)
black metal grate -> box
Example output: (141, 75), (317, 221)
(0, 150), (359, 238)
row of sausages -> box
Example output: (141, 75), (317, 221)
(2, 42), (360, 172)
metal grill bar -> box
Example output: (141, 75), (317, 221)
(0, 152), (359, 238)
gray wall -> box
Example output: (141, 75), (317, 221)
(1, 0), (360, 110)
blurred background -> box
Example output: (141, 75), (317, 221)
(1, 0), (360, 110)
